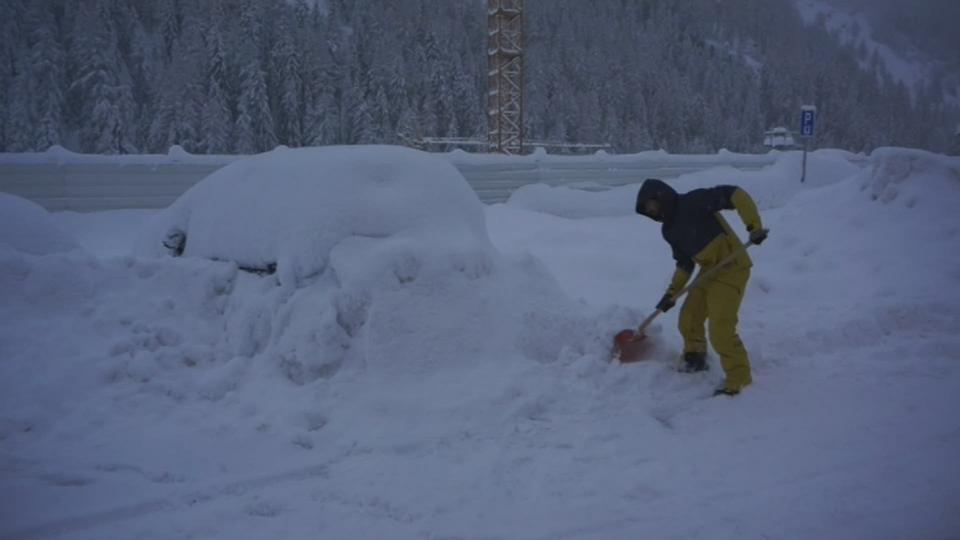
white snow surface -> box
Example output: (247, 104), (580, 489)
(0, 144), (243, 166)
(0, 193), (81, 255)
(506, 149), (861, 218)
(1, 143), (780, 168)
(2, 146), (960, 539)
(50, 209), (157, 256)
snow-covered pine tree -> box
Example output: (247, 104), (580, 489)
(70, 0), (137, 154)
(147, 2), (205, 154)
(2, 0), (957, 154)
(1, 0), (28, 151)
(271, 10), (304, 147)
(26, 0), (66, 150)
(235, 53), (276, 153)
(6, 69), (33, 152)
(370, 83), (392, 144)
(300, 6), (331, 147)
(395, 103), (418, 145)
(199, 15), (232, 154)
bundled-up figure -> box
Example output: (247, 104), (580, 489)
(635, 179), (767, 396)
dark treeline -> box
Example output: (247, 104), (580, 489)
(0, 0), (956, 155)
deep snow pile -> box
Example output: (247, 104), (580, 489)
(860, 146), (960, 203)
(751, 147), (960, 352)
(504, 149), (861, 218)
(0, 193), (80, 255)
(129, 146), (614, 381)
(50, 209), (157, 256)
(3, 145), (615, 428)
(2, 146), (960, 539)
(1, 147), (629, 536)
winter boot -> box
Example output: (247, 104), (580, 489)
(680, 352), (708, 373)
(713, 387), (740, 397)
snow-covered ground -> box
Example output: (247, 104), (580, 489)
(2, 146), (959, 539)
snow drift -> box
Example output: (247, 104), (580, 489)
(129, 145), (613, 384)
(1, 147), (619, 497)
(504, 149), (862, 218)
(859, 147), (960, 204)
(0, 193), (80, 255)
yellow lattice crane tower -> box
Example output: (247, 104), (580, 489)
(410, 3), (604, 155)
(487, 0), (523, 154)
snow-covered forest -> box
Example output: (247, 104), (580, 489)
(1, 0), (957, 155)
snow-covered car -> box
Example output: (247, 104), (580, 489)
(140, 145), (495, 285)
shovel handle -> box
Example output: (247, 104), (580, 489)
(633, 234), (763, 336)
(634, 308), (663, 336)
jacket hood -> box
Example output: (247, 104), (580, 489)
(635, 178), (678, 223)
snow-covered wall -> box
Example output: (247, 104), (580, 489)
(0, 146), (235, 211)
(0, 146), (791, 211)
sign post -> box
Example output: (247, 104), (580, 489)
(799, 105), (817, 183)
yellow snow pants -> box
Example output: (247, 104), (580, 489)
(679, 267), (752, 391)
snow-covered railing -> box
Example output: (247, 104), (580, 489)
(448, 148), (780, 203)
(0, 145), (782, 211)
(0, 146), (239, 212)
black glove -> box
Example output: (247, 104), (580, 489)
(748, 227), (768, 245)
(656, 294), (676, 313)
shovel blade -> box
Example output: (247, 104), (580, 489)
(613, 329), (654, 363)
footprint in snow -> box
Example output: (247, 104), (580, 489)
(244, 499), (282, 518)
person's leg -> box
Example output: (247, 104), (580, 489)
(706, 269), (752, 392)
(678, 285), (708, 371)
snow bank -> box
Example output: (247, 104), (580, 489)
(751, 146), (960, 319)
(504, 150), (862, 218)
(138, 146), (496, 286)
(50, 209), (157, 256)
(858, 147), (960, 205)
(502, 182), (638, 219)
(124, 146), (619, 386)
(2, 144), (777, 168)
(444, 146), (780, 167)
(2, 148), (625, 538)
(0, 144), (241, 166)
(2, 147), (619, 506)
(0, 192), (81, 255)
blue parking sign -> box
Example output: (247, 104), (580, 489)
(800, 105), (817, 137)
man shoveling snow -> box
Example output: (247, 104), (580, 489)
(635, 179), (767, 396)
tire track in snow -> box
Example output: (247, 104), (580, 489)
(1, 462), (331, 540)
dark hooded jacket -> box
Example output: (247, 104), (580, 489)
(636, 178), (762, 296)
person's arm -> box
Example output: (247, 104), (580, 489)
(667, 246), (694, 298)
(699, 185), (767, 243)
(698, 185), (762, 231)
(729, 187), (762, 234)
(657, 247), (694, 312)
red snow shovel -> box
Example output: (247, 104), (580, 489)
(613, 237), (760, 363)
